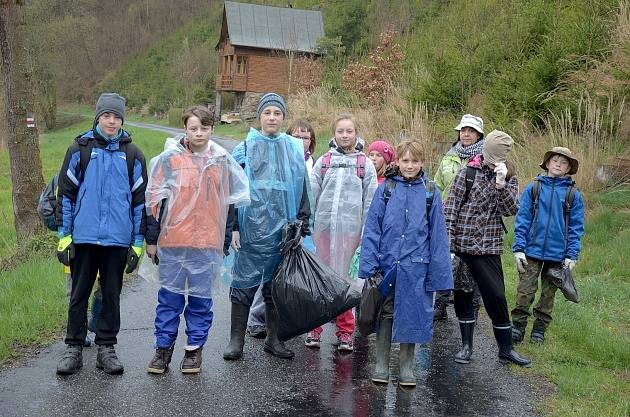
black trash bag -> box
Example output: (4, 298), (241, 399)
(543, 263), (579, 303)
(272, 222), (361, 341)
(356, 272), (384, 336)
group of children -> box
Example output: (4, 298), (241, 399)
(55, 93), (585, 389)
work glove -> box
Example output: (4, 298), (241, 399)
(563, 258), (576, 271)
(125, 245), (143, 273)
(57, 235), (75, 266)
(231, 231), (241, 252)
(494, 162), (508, 188)
(514, 252), (528, 273)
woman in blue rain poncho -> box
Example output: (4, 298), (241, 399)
(359, 140), (453, 387)
(223, 93), (311, 361)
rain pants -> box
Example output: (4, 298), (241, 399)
(230, 128), (310, 289)
(359, 174), (453, 343)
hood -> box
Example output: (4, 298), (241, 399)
(328, 137), (365, 154)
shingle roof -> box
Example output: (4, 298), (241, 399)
(223, 1), (324, 53)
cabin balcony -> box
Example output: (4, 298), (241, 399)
(217, 74), (247, 91)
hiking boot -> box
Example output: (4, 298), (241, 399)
(180, 348), (202, 374)
(263, 304), (294, 360)
(96, 345), (124, 375)
(433, 301), (448, 321)
(147, 345), (175, 374)
(512, 324), (526, 344)
(493, 326), (532, 368)
(246, 325), (267, 339)
(83, 335), (93, 348)
(454, 320), (475, 364)
(337, 333), (354, 352)
(56, 345), (83, 375)
(223, 303), (250, 360)
(372, 318), (392, 384)
(398, 343), (416, 387)
(530, 329), (545, 344)
(304, 331), (321, 348)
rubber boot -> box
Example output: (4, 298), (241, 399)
(263, 304), (294, 360)
(398, 343), (416, 387)
(371, 318), (392, 384)
(223, 303), (250, 360)
(454, 320), (475, 364)
(493, 325), (532, 367)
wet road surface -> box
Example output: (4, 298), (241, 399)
(0, 277), (540, 417)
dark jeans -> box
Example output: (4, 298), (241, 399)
(230, 282), (273, 306)
(453, 254), (510, 326)
(66, 244), (127, 346)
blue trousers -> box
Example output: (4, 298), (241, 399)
(154, 287), (213, 349)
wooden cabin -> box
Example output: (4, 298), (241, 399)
(215, 1), (325, 120)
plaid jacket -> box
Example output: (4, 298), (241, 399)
(444, 161), (519, 255)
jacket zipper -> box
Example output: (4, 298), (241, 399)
(540, 179), (555, 257)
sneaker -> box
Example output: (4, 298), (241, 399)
(304, 331), (321, 348)
(56, 345), (83, 375)
(530, 330), (545, 344)
(96, 345), (124, 375)
(147, 346), (175, 374)
(180, 348), (202, 374)
(337, 333), (354, 352)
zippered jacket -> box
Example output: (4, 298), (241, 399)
(56, 129), (147, 247)
(512, 175), (584, 261)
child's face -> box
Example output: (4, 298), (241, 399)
(292, 127), (312, 153)
(334, 119), (357, 151)
(398, 150), (423, 179)
(260, 106), (284, 135)
(368, 151), (385, 171)
(459, 127), (481, 147)
(97, 112), (123, 137)
(185, 115), (212, 152)
(546, 154), (571, 177)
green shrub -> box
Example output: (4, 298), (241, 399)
(167, 108), (184, 128)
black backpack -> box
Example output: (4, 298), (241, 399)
(37, 174), (59, 231)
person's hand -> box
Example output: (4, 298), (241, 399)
(57, 235), (75, 266)
(126, 245), (143, 273)
(494, 162), (508, 188)
(146, 244), (159, 265)
(514, 252), (528, 273)
(451, 253), (455, 261)
(231, 231), (241, 252)
(563, 258), (576, 271)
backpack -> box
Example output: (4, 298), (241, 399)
(40, 138), (139, 231)
(320, 151), (367, 179)
(382, 177), (435, 227)
(37, 174), (59, 231)
(462, 166), (509, 234)
(530, 179), (577, 246)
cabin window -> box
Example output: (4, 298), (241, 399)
(236, 56), (247, 75)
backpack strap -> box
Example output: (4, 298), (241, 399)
(78, 140), (137, 188)
(425, 179), (435, 230)
(383, 178), (396, 204)
(356, 154), (366, 179)
(320, 151), (332, 178)
(563, 184), (577, 250)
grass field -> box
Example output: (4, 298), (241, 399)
(0, 118), (628, 417)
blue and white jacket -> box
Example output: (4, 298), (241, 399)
(56, 129), (147, 247)
(512, 175), (585, 262)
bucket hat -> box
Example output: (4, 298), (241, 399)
(455, 114), (484, 135)
(540, 147), (579, 175)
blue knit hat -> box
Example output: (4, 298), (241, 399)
(257, 93), (287, 119)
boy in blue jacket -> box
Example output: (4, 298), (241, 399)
(511, 147), (585, 344)
(55, 93), (147, 375)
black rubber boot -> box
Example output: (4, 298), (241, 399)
(223, 303), (250, 360)
(264, 304), (294, 360)
(96, 345), (124, 374)
(493, 326), (532, 367)
(371, 318), (392, 384)
(56, 344), (83, 375)
(398, 343), (416, 387)
(454, 320), (475, 364)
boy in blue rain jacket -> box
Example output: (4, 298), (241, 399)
(511, 147), (584, 344)
(359, 140), (453, 387)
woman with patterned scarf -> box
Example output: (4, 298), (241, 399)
(432, 114), (485, 321)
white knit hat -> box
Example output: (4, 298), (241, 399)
(455, 114), (484, 135)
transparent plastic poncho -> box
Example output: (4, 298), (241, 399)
(139, 135), (250, 298)
(310, 144), (377, 282)
(230, 128), (309, 289)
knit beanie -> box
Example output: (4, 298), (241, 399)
(482, 130), (514, 165)
(368, 140), (397, 164)
(95, 93), (126, 124)
(257, 93), (287, 119)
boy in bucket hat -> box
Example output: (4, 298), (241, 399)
(511, 147), (584, 344)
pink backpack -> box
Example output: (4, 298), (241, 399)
(320, 151), (367, 179)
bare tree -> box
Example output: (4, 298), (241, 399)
(0, 0), (45, 244)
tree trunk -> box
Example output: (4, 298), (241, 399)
(0, 1), (45, 245)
